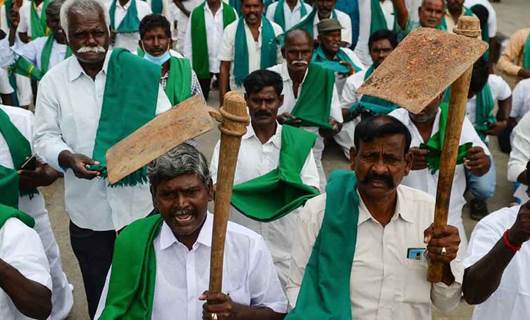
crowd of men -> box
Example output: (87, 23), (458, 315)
(0, 0), (529, 318)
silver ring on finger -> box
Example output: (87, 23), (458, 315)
(440, 247), (447, 256)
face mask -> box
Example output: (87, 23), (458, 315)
(143, 49), (171, 65)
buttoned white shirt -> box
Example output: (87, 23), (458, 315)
(510, 78), (530, 121)
(209, 124), (320, 288)
(466, 74), (511, 125)
(0, 218), (52, 320)
(390, 108), (490, 252)
(218, 18), (283, 91)
(464, 205), (530, 320)
(3, 36), (69, 71)
(183, 2), (238, 74)
(108, 0), (152, 52)
(95, 213), (288, 319)
(286, 186), (464, 319)
(33, 51), (172, 231)
(265, 0), (312, 30)
(311, 9), (352, 46)
(18, 0), (44, 39)
(464, 0), (497, 37)
(508, 110), (530, 182)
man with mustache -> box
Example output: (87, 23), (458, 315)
(286, 115), (463, 319)
(209, 69), (320, 289)
(96, 143), (288, 320)
(33, 0), (172, 317)
(218, 0), (283, 105)
(392, 0), (446, 40)
(389, 92), (491, 254)
(269, 28), (343, 189)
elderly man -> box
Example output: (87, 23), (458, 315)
(392, 0), (445, 40)
(210, 70), (320, 289)
(286, 115), (463, 319)
(108, 0), (152, 52)
(335, 29), (398, 159)
(497, 27), (530, 83)
(183, 0), (237, 99)
(33, 0), (172, 317)
(266, 0), (311, 31)
(218, 0), (282, 105)
(95, 143), (288, 319)
(0, 204), (52, 320)
(269, 28), (342, 189)
(390, 92), (491, 253)
(0, 103), (73, 319)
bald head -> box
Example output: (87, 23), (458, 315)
(282, 29), (313, 76)
(284, 29), (313, 48)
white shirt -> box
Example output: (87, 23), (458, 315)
(218, 18), (283, 91)
(18, 0), (44, 39)
(0, 4), (8, 34)
(389, 107), (490, 251)
(508, 111), (530, 182)
(33, 51), (172, 231)
(265, 0), (312, 30)
(168, 0), (203, 53)
(510, 78), (530, 121)
(0, 218), (52, 320)
(464, 0), (497, 37)
(312, 9), (353, 47)
(466, 74), (511, 125)
(464, 205), (529, 320)
(0, 68), (13, 95)
(286, 186), (464, 319)
(108, 0), (152, 52)
(95, 213), (288, 319)
(183, 2), (238, 74)
(209, 124), (320, 287)
(9, 36), (70, 71)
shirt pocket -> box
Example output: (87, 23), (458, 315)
(399, 259), (431, 305)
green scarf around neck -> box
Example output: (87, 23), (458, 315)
(273, 0), (308, 31)
(234, 17), (277, 86)
(420, 102), (472, 173)
(287, 8), (337, 38)
(349, 65), (398, 115)
(229, 0), (241, 15)
(0, 108), (37, 208)
(285, 170), (360, 320)
(289, 63), (335, 129)
(165, 56), (192, 105)
(30, 0), (50, 38)
(109, 0), (140, 33)
(231, 125), (319, 221)
(5, 0), (13, 28)
(90, 49), (160, 186)
(191, 2), (236, 80)
(40, 35), (72, 74)
(312, 46), (362, 74)
(474, 83), (495, 142)
(0, 203), (35, 229)
(99, 214), (163, 319)
(523, 32), (530, 70)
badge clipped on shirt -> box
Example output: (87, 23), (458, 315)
(407, 248), (426, 261)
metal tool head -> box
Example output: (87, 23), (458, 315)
(357, 26), (488, 114)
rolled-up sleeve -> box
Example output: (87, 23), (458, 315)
(497, 29), (528, 77)
(508, 112), (530, 182)
(431, 259), (464, 314)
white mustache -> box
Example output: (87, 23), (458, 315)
(291, 60), (308, 66)
(77, 46), (106, 53)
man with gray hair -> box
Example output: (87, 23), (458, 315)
(95, 143), (287, 320)
(33, 0), (172, 317)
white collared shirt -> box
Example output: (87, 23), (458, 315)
(108, 0), (152, 52)
(95, 213), (288, 319)
(0, 218), (52, 320)
(7, 36), (69, 71)
(18, 1), (44, 39)
(209, 124), (320, 288)
(510, 78), (530, 121)
(265, 0), (312, 30)
(286, 185), (464, 319)
(466, 75), (511, 126)
(218, 18), (283, 91)
(311, 8), (353, 46)
(183, 2), (238, 74)
(464, 205), (530, 320)
(389, 108), (490, 251)
(508, 110), (530, 182)
(34, 51), (172, 231)
(168, 0), (203, 53)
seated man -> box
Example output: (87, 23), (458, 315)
(0, 204), (52, 320)
(286, 115), (463, 319)
(510, 78), (530, 124)
(497, 27), (530, 83)
(96, 144), (287, 319)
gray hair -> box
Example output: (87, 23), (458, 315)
(60, 0), (110, 36)
(147, 144), (211, 188)
(46, 0), (66, 18)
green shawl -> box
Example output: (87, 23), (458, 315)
(109, 0), (140, 33)
(287, 8), (337, 38)
(229, 0), (241, 15)
(273, 0), (308, 31)
(40, 35), (72, 74)
(4, 0), (13, 28)
(474, 83), (496, 141)
(420, 102), (472, 173)
(190, 2), (236, 80)
(164, 56), (193, 105)
(285, 170), (359, 320)
(30, 0), (50, 38)
(0, 203), (35, 229)
(0, 108), (36, 208)
(349, 65), (398, 115)
(231, 125), (319, 221)
(523, 32), (530, 70)
(289, 63), (335, 129)
(233, 17), (277, 86)
(99, 214), (163, 319)
(312, 46), (362, 74)
(89, 49), (160, 186)
(370, 0), (396, 35)
(150, 0), (163, 14)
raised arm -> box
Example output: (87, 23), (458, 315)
(392, 0), (409, 30)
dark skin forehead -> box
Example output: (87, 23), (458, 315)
(357, 134), (408, 158)
(284, 30), (312, 48)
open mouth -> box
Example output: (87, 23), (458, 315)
(175, 214), (194, 224)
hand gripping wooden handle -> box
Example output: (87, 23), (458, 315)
(208, 92), (249, 293)
(427, 16), (483, 282)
